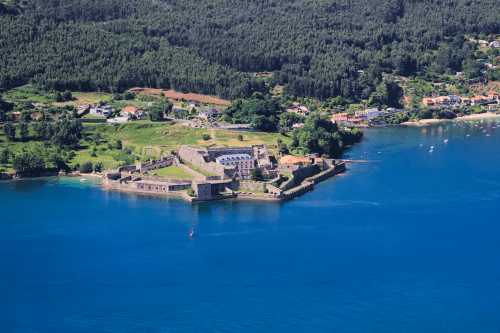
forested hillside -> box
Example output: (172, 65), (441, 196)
(1, 0), (499, 100)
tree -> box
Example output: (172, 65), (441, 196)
(20, 111), (31, 122)
(115, 140), (122, 150)
(148, 108), (164, 121)
(237, 134), (243, 141)
(250, 167), (264, 181)
(62, 90), (72, 100)
(3, 122), (16, 141)
(123, 91), (135, 100)
(0, 148), (9, 164)
(18, 122), (29, 141)
(201, 134), (211, 141)
(55, 91), (64, 102)
(93, 161), (103, 172)
(92, 132), (101, 145)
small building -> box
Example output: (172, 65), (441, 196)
(173, 105), (183, 112)
(456, 72), (463, 77)
(448, 95), (461, 104)
(292, 123), (304, 128)
(135, 109), (146, 119)
(487, 91), (499, 101)
(490, 41), (500, 48)
(487, 103), (498, 110)
(215, 154), (254, 170)
(423, 98), (434, 107)
(123, 106), (138, 114)
(187, 103), (199, 108)
(199, 109), (214, 118)
(478, 40), (489, 47)
(355, 110), (368, 118)
(461, 97), (471, 105)
(364, 108), (380, 118)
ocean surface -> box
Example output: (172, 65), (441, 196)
(1, 118), (500, 332)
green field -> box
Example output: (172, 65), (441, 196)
(145, 166), (194, 179)
(213, 130), (291, 147)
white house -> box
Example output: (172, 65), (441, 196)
(365, 108), (380, 118)
(199, 109), (214, 118)
(490, 41), (500, 48)
(215, 154), (254, 170)
(292, 123), (304, 128)
(448, 95), (461, 104)
(173, 105), (183, 112)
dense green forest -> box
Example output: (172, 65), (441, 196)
(1, 0), (500, 101)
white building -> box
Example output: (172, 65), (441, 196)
(365, 108), (380, 118)
(199, 109), (214, 118)
(215, 154), (254, 170)
(173, 105), (183, 112)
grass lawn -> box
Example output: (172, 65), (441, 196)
(82, 114), (107, 119)
(213, 130), (291, 147)
(145, 166), (194, 179)
(180, 160), (217, 177)
(87, 122), (212, 147)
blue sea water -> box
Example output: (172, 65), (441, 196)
(1, 118), (500, 332)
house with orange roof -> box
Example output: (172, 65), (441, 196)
(355, 110), (368, 118)
(471, 96), (484, 105)
(487, 91), (499, 100)
(123, 106), (138, 113)
(487, 103), (498, 110)
(423, 98), (434, 107)
(461, 97), (471, 104)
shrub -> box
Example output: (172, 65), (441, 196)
(202, 134), (211, 141)
(79, 161), (93, 173)
(186, 186), (196, 197)
(93, 161), (104, 172)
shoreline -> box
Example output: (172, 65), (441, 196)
(401, 112), (500, 126)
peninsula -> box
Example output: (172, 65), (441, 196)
(102, 144), (346, 202)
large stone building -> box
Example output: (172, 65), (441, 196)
(215, 154), (254, 170)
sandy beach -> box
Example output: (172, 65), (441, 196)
(401, 112), (500, 126)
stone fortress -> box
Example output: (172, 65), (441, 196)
(102, 144), (346, 202)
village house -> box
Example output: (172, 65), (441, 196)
(456, 72), (463, 77)
(292, 123), (304, 128)
(487, 103), (498, 110)
(135, 109), (146, 119)
(461, 97), (471, 105)
(490, 41), (500, 48)
(487, 91), (499, 101)
(123, 106), (138, 114)
(173, 105), (183, 112)
(187, 103), (199, 108)
(478, 40), (489, 47)
(199, 109), (214, 118)
(448, 95), (461, 104)
(355, 110), (368, 118)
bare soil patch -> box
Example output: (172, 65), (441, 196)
(128, 87), (230, 106)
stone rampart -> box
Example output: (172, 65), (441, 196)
(266, 183), (283, 196)
(172, 157), (209, 181)
(135, 155), (174, 174)
(307, 163), (346, 184)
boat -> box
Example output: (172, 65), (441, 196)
(190, 229), (194, 237)
(467, 134), (470, 137)
(444, 139), (448, 142)
(431, 146), (434, 149)
(80, 178), (86, 182)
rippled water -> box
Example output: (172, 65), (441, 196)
(1, 118), (500, 332)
